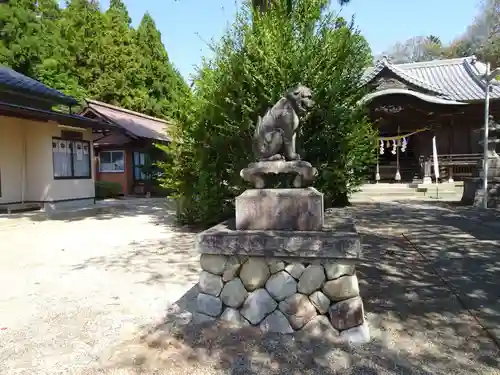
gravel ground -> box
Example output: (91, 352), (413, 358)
(0, 199), (499, 375)
(0, 199), (199, 375)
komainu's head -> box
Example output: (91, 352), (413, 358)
(285, 85), (314, 114)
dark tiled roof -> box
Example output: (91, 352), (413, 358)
(0, 66), (78, 106)
(93, 132), (133, 146)
(362, 56), (500, 102)
(0, 101), (113, 130)
(84, 100), (170, 141)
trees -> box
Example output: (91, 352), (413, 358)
(0, 0), (188, 116)
(56, 0), (105, 100)
(133, 12), (190, 119)
(252, 0), (351, 13)
(430, 0), (500, 65)
(472, 0), (500, 66)
(379, 35), (445, 64)
(91, 0), (143, 106)
(0, 0), (61, 77)
(379, 0), (500, 65)
(160, 0), (375, 226)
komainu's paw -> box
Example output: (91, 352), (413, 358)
(261, 154), (284, 161)
(286, 153), (301, 161)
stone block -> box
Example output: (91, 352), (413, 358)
(298, 265), (325, 294)
(324, 263), (355, 280)
(235, 188), (324, 231)
(267, 259), (285, 274)
(199, 271), (223, 297)
(265, 271), (297, 301)
(339, 322), (370, 345)
(309, 290), (330, 314)
(222, 257), (242, 282)
(285, 263), (306, 279)
(297, 315), (339, 341)
(220, 278), (248, 308)
(240, 289), (277, 325)
(279, 293), (317, 330)
(240, 160), (317, 189)
(197, 219), (361, 259)
(240, 258), (270, 291)
(197, 293), (222, 317)
(329, 296), (364, 331)
(200, 254), (227, 275)
(260, 310), (294, 334)
(323, 274), (360, 301)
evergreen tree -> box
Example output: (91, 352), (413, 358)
(0, 0), (85, 99)
(58, 0), (105, 99)
(0, 0), (188, 121)
(134, 12), (189, 119)
(0, 0), (43, 76)
(252, 0), (350, 14)
(92, 0), (142, 106)
(35, 0), (85, 98)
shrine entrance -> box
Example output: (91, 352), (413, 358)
(359, 56), (500, 184)
(375, 127), (429, 182)
(360, 83), (473, 183)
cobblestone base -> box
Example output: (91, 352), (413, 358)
(196, 254), (370, 344)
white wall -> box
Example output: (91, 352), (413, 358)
(0, 115), (95, 204)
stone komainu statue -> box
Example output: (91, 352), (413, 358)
(252, 85), (314, 162)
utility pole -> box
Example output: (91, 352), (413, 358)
(482, 63), (500, 208)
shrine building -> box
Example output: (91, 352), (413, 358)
(360, 55), (500, 183)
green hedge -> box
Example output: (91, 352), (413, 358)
(95, 181), (122, 199)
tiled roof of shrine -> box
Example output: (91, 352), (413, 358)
(362, 56), (500, 103)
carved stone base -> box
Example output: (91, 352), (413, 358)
(462, 178), (500, 208)
(477, 155), (500, 179)
(194, 217), (369, 344)
(240, 160), (317, 188)
(235, 188), (324, 231)
(196, 217), (361, 259)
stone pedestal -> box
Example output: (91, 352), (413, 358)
(462, 178), (500, 208)
(462, 152), (500, 208)
(195, 217), (370, 344)
(193, 155), (370, 345)
(235, 188), (324, 231)
(422, 159), (432, 184)
(240, 160), (317, 188)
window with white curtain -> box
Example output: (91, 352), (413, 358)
(52, 138), (91, 179)
(99, 150), (125, 172)
(133, 151), (150, 181)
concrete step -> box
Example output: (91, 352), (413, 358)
(351, 182), (463, 202)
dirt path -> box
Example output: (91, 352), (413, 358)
(0, 200), (499, 374)
(0, 199), (199, 374)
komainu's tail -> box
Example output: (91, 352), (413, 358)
(254, 108), (270, 138)
(254, 115), (263, 138)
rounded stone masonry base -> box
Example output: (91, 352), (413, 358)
(196, 254), (370, 344)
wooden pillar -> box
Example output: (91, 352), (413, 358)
(448, 118), (454, 183)
(423, 130), (433, 184)
(395, 126), (401, 182)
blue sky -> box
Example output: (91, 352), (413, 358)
(97, 0), (480, 81)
